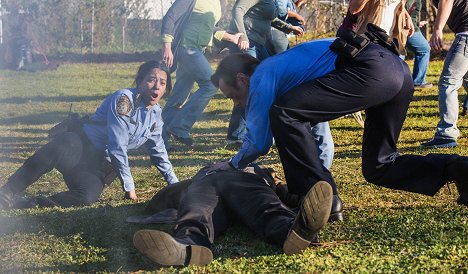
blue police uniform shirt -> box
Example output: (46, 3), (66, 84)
(83, 88), (178, 192)
(231, 38), (338, 169)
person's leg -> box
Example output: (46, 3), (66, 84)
(168, 48), (217, 139)
(0, 132), (83, 198)
(267, 28), (289, 55)
(226, 105), (247, 143)
(173, 176), (230, 247)
(422, 35), (468, 147)
(214, 172), (332, 254)
(46, 170), (105, 207)
(30, 135), (106, 208)
(360, 64), (460, 195)
(162, 48), (195, 143)
(133, 176), (224, 266)
(214, 172), (295, 246)
(463, 74), (468, 115)
(406, 31), (431, 86)
(269, 43), (408, 196)
(251, 40), (270, 61)
(311, 122), (334, 170)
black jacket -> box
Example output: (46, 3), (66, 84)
(161, 0), (197, 71)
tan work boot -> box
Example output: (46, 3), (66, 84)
(283, 181), (333, 255)
(133, 230), (213, 266)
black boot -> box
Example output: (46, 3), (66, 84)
(276, 183), (345, 222)
(133, 230), (213, 266)
(329, 195), (344, 222)
(283, 181), (333, 255)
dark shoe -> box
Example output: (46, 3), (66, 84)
(420, 137), (457, 149)
(283, 181), (333, 255)
(276, 184), (343, 222)
(447, 159), (468, 206)
(167, 129), (193, 147)
(329, 195), (344, 222)
(133, 230), (213, 266)
(0, 187), (14, 209)
(275, 183), (301, 208)
(414, 82), (433, 89)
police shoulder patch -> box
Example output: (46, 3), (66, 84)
(116, 94), (132, 116)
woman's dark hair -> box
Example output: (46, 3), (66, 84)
(211, 53), (260, 88)
(134, 60), (172, 96)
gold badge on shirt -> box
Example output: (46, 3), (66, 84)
(117, 95), (132, 116)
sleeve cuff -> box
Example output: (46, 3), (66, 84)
(166, 172), (179, 184)
(213, 30), (226, 42)
(161, 34), (174, 43)
(228, 160), (238, 170)
(239, 33), (248, 42)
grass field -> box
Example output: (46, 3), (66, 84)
(0, 52), (467, 273)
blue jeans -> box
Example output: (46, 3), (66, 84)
(311, 122), (334, 169)
(227, 39), (269, 142)
(435, 34), (468, 140)
(162, 47), (217, 142)
(266, 28), (289, 55)
(406, 31), (431, 85)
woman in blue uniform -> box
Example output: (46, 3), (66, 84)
(0, 60), (178, 208)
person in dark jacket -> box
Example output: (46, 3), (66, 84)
(133, 165), (333, 266)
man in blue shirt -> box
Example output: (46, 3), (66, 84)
(210, 31), (468, 214)
(0, 60), (178, 208)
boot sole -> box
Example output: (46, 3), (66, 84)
(283, 181), (333, 255)
(133, 230), (213, 266)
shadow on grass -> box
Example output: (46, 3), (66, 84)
(0, 203), (280, 272)
(5, 128), (50, 134)
(0, 203), (161, 272)
(0, 95), (106, 105)
(0, 111), (76, 125)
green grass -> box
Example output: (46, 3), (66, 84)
(0, 56), (468, 273)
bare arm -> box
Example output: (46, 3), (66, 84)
(430, 0), (454, 52)
(287, 10), (305, 24)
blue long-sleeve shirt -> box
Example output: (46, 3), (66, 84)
(276, 0), (296, 20)
(230, 38), (338, 169)
(83, 88), (178, 192)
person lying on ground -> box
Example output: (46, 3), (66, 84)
(132, 164), (333, 266)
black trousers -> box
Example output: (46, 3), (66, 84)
(4, 131), (107, 207)
(269, 43), (458, 197)
(172, 171), (295, 247)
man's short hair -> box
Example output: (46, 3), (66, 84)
(211, 53), (260, 88)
